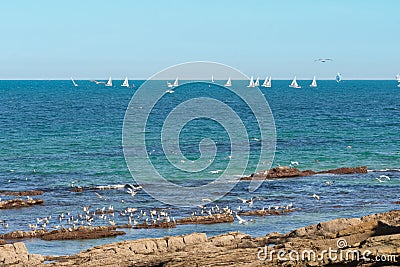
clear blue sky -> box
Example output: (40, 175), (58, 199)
(1, 0), (399, 79)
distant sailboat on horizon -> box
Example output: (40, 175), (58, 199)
(224, 77), (232, 87)
(396, 74), (400, 82)
(254, 77), (260, 87)
(310, 76), (317, 87)
(105, 77), (113, 87)
(261, 76), (272, 88)
(289, 76), (301, 88)
(167, 77), (179, 88)
(71, 77), (78, 87)
(247, 76), (255, 87)
(336, 73), (342, 83)
(121, 77), (129, 87)
(211, 75), (215, 83)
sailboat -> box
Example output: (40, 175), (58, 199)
(224, 77), (232, 87)
(247, 76), (255, 87)
(211, 75), (215, 83)
(289, 76), (301, 88)
(396, 74), (400, 82)
(121, 77), (129, 87)
(310, 76), (317, 87)
(254, 77), (260, 87)
(167, 77), (179, 88)
(262, 76), (272, 88)
(71, 77), (78, 87)
(105, 77), (113, 87)
(335, 73), (342, 83)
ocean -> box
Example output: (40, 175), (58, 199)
(0, 80), (399, 255)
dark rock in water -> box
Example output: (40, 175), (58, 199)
(176, 213), (234, 225)
(134, 222), (177, 229)
(1, 226), (125, 241)
(0, 190), (44, 196)
(239, 209), (294, 216)
(0, 198), (44, 209)
(318, 166), (368, 175)
(241, 166), (368, 180)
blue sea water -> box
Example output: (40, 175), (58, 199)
(0, 80), (399, 256)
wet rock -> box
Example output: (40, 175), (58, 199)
(241, 166), (368, 180)
(0, 198), (44, 209)
(134, 221), (176, 229)
(1, 226), (125, 241)
(176, 213), (234, 224)
(239, 209), (294, 216)
(0, 190), (44, 196)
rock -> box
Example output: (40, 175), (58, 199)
(0, 198), (44, 209)
(318, 166), (368, 175)
(239, 209), (294, 216)
(4, 210), (400, 266)
(1, 226), (125, 241)
(0, 190), (44, 196)
(241, 166), (368, 180)
(0, 242), (43, 265)
(176, 213), (234, 224)
(134, 221), (176, 229)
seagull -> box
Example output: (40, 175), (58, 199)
(325, 181), (334, 186)
(375, 177), (387, 183)
(126, 188), (137, 196)
(312, 193), (321, 201)
(209, 170), (223, 174)
(235, 214), (248, 225)
(379, 175), (390, 181)
(165, 89), (174, 94)
(201, 198), (212, 203)
(94, 192), (106, 200)
(314, 58), (333, 63)
(290, 161), (299, 166)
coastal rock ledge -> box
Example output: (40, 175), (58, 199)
(241, 166), (368, 180)
(1, 210), (399, 266)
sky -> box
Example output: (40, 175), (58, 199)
(0, 0), (399, 80)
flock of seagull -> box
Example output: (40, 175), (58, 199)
(1, 166), (395, 232)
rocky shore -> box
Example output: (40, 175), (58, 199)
(241, 166), (368, 180)
(1, 210), (398, 266)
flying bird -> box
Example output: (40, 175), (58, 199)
(315, 58), (333, 63)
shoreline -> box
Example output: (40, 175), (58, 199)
(1, 209), (398, 266)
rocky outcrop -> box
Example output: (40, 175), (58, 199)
(241, 166), (368, 180)
(1, 226), (125, 241)
(0, 198), (44, 209)
(239, 208), (294, 216)
(0, 190), (44, 196)
(41, 210), (399, 266)
(2, 210), (399, 266)
(0, 242), (43, 266)
(176, 213), (234, 225)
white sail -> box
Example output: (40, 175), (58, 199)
(211, 75), (215, 83)
(224, 77), (232, 87)
(71, 77), (78, 87)
(121, 77), (129, 87)
(289, 76), (301, 88)
(310, 76), (317, 87)
(254, 77), (260, 86)
(262, 76), (272, 87)
(167, 77), (179, 88)
(247, 76), (255, 87)
(396, 74), (400, 82)
(105, 77), (112, 87)
(336, 73), (342, 83)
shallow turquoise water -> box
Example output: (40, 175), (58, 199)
(0, 80), (399, 255)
